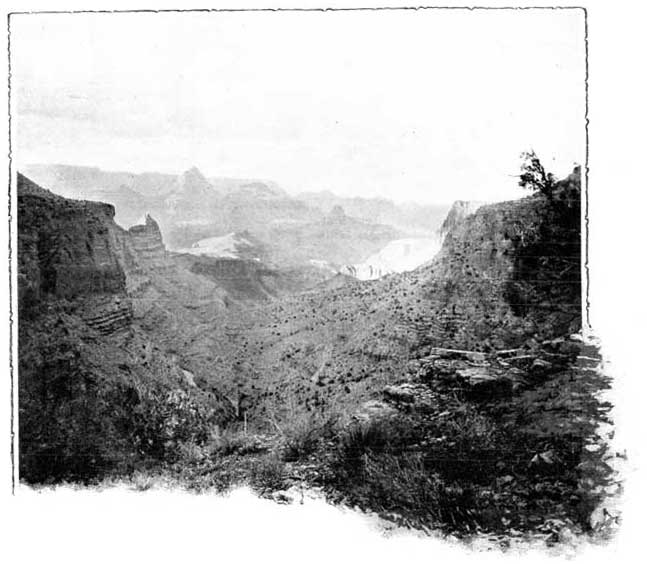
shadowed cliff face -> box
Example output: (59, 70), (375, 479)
(18, 173), (126, 305)
(17, 173), (232, 483)
(418, 166), (581, 350)
(503, 168), (581, 334)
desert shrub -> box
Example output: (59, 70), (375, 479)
(327, 434), (484, 533)
(249, 455), (287, 494)
(280, 411), (339, 462)
(210, 427), (265, 456)
(19, 324), (224, 483)
(360, 452), (483, 532)
(336, 417), (420, 456)
(174, 441), (209, 465)
(130, 387), (219, 462)
(422, 408), (502, 484)
(328, 416), (422, 484)
(323, 411), (509, 533)
(323, 380), (601, 535)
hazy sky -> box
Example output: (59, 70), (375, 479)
(11, 9), (585, 204)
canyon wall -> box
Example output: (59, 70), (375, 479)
(18, 174), (126, 303)
(17, 173), (134, 336)
(126, 213), (168, 270)
(416, 166), (581, 350)
(17, 172), (232, 483)
(436, 200), (486, 241)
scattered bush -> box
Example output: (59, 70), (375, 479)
(249, 455), (287, 494)
(324, 411), (513, 533)
(280, 411), (339, 462)
(19, 323), (225, 483)
(325, 416), (486, 533)
(130, 387), (220, 462)
(209, 427), (265, 456)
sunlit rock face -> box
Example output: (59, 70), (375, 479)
(437, 200), (486, 241)
(337, 200), (488, 282)
(341, 237), (442, 280)
(175, 231), (261, 260)
(127, 213), (167, 266)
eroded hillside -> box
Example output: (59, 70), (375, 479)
(17, 167), (617, 543)
(17, 173), (233, 482)
(193, 168), (583, 427)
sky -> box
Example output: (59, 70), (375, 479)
(10, 9), (586, 204)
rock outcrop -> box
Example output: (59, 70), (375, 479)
(17, 172), (233, 483)
(127, 213), (167, 266)
(437, 200), (485, 242)
(17, 174), (177, 335)
(17, 173), (127, 311)
(414, 170), (581, 351)
(81, 296), (134, 335)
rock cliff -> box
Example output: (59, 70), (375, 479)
(436, 200), (485, 242)
(127, 213), (167, 266)
(17, 172), (232, 483)
(17, 173), (133, 336)
(418, 167), (581, 349)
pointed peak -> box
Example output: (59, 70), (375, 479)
(181, 167), (210, 183)
(132, 211), (159, 229)
(176, 167), (213, 195)
(134, 211), (149, 226)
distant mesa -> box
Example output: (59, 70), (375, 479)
(325, 205), (347, 223)
(177, 166), (213, 196)
(234, 181), (287, 200)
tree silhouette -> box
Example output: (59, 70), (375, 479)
(519, 150), (556, 201)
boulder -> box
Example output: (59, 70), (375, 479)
(456, 367), (499, 384)
(428, 347), (487, 363)
(530, 357), (554, 379)
(354, 400), (398, 422)
(456, 367), (513, 400)
(383, 384), (416, 403)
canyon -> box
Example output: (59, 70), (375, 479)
(22, 163), (450, 276)
(16, 165), (618, 542)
